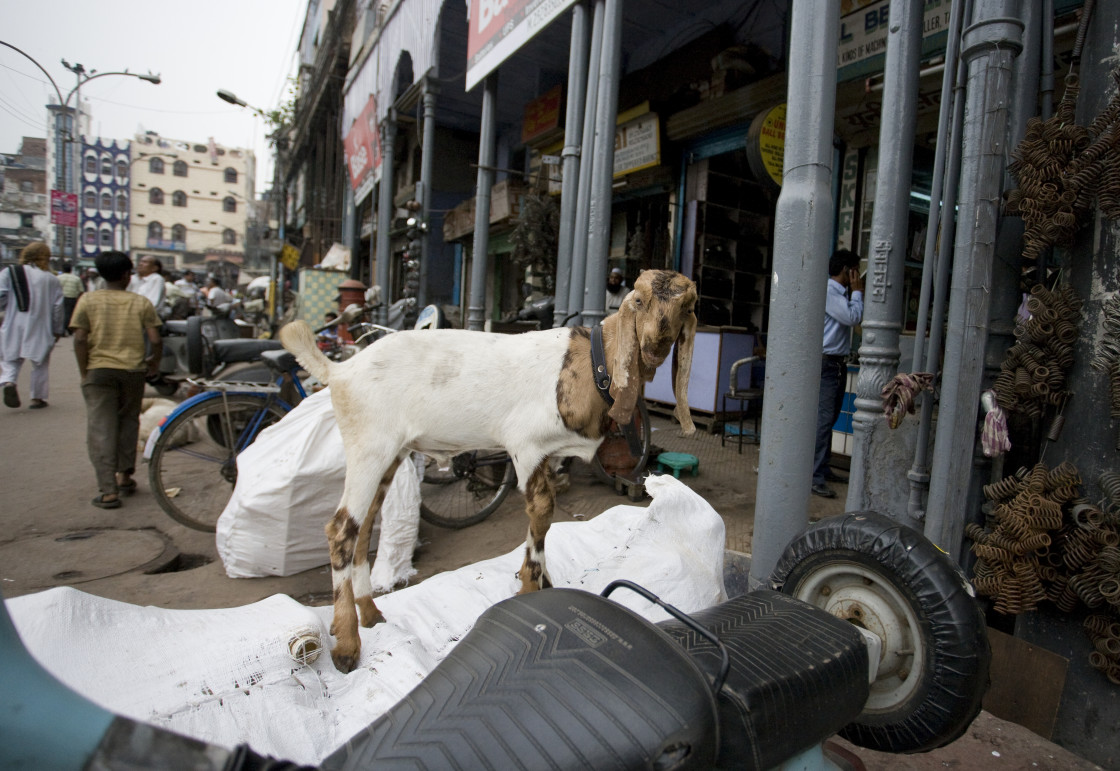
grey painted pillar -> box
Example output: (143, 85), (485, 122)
(846, 0), (924, 512)
(580, 0), (623, 327)
(419, 72), (439, 306)
(926, 4), (1023, 557)
(552, 2), (590, 329)
(376, 111), (397, 325)
(467, 74), (498, 331)
(748, 1), (839, 589)
(566, 0), (604, 324)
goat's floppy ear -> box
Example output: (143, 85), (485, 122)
(608, 292), (640, 425)
(672, 304), (698, 435)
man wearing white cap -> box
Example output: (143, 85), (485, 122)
(605, 267), (627, 314)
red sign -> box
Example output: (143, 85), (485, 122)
(466, 0), (578, 91)
(522, 85), (562, 144)
(50, 190), (78, 227)
(343, 95), (381, 199)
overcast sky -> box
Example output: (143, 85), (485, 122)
(1, 0), (306, 193)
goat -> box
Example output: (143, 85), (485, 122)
(279, 269), (698, 672)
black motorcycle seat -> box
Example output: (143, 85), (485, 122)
(260, 348), (298, 373)
(162, 320), (188, 335)
(324, 588), (719, 770)
(657, 590), (869, 771)
(210, 338), (284, 364)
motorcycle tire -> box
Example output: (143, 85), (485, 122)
(769, 511), (990, 754)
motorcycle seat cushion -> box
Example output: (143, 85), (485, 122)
(323, 588), (719, 770)
(211, 338), (284, 364)
(657, 589), (869, 770)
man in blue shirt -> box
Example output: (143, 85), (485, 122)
(812, 249), (863, 498)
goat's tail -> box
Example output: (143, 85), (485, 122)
(278, 320), (334, 385)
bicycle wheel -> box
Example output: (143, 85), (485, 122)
(591, 398), (652, 485)
(419, 451), (516, 529)
(149, 393), (289, 532)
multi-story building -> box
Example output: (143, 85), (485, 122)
(78, 138), (131, 261)
(0, 137), (49, 263)
(46, 101), (91, 263)
(129, 131), (255, 282)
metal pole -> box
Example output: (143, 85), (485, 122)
(553, 1), (590, 329)
(907, 0), (972, 523)
(581, 0), (623, 327)
(847, 0), (924, 511)
(376, 111), (397, 325)
(748, 0), (839, 590)
(467, 74), (498, 331)
(418, 39), (440, 306)
(1040, 0), (1054, 119)
(565, 0), (604, 324)
(926, 3), (1023, 558)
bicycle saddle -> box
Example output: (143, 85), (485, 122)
(322, 588), (719, 770)
(657, 590), (869, 770)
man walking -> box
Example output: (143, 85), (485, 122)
(0, 241), (64, 409)
(70, 251), (162, 509)
(57, 263), (84, 332)
(811, 249), (863, 499)
(128, 255), (165, 313)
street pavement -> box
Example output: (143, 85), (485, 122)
(0, 336), (1101, 769)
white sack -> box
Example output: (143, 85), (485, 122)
(8, 475), (726, 765)
(215, 387), (421, 590)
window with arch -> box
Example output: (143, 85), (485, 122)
(222, 228), (236, 245)
(171, 224), (186, 243)
(84, 227), (97, 245)
(84, 190), (96, 208)
(84, 155), (97, 174)
(101, 157), (112, 175)
(173, 160), (188, 177)
(100, 192), (112, 210)
(172, 190), (187, 207)
(116, 159), (128, 178)
(117, 193), (127, 213)
(224, 167), (238, 184)
(223, 196), (237, 213)
(149, 157), (165, 174)
(150, 188), (164, 205)
(100, 229), (113, 246)
(148, 221), (163, 241)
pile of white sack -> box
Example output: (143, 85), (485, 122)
(7, 474), (727, 765)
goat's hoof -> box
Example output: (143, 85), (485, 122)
(331, 649), (360, 674)
(357, 598), (384, 628)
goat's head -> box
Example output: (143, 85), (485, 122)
(608, 270), (697, 434)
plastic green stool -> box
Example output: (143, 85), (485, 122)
(656, 452), (700, 478)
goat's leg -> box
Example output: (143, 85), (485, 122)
(351, 456), (403, 628)
(518, 459), (556, 593)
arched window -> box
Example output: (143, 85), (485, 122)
(100, 228), (113, 246)
(173, 160), (188, 177)
(222, 228), (237, 245)
(116, 159), (128, 178)
(148, 221), (163, 241)
(117, 193), (127, 213)
(172, 190), (187, 207)
(84, 190), (96, 208)
(100, 192), (112, 210)
(84, 227), (97, 245)
(101, 157), (112, 175)
(149, 157), (164, 174)
(84, 155), (97, 174)
(171, 224), (186, 243)
(150, 188), (164, 205)
(224, 167), (238, 184)
(223, 196), (237, 213)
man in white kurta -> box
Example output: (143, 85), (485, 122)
(127, 255), (166, 311)
(0, 242), (65, 409)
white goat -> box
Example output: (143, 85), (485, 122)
(280, 269), (698, 672)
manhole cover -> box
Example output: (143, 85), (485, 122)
(0, 529), (170, 590)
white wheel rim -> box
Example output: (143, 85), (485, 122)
(792, 561), (925, 712)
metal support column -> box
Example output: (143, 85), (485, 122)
(467, 74), (498, 331)
(565, 0), (604, 324)
(926, 4), (1023, 557)
(581, 0), (623, 327)
(748, 0), (840, 589)
(375, 110), (397, 325)
(846, 0), (924, 511)
(419, 72), (439, 307)
(553, 1), (590, 329)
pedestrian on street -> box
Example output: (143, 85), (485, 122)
(204, 276), (233, 311)
(0, 241), (65, 409)
(128, 255), (166, 313)
(811, 248), (863, 499)
(57, 262), (85, 333)
(70, 250), (162, 509)
(605, 267), (627, 314)
(174, 269), (200, 313)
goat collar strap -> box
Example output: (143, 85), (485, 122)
(591, 324), (614, 406)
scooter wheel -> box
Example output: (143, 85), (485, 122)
(769, 511), (990, 754)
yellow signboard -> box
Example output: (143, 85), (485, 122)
(748, 103), (786, 188)
(280, 244), (301, 271)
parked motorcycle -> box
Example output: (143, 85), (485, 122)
(2, 511), (990, 770)
(156, 304), (280, 395)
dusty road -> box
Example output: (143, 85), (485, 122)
(0, 335), (1102, 770)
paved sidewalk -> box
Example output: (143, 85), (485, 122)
(0, 336), (1102, 769)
